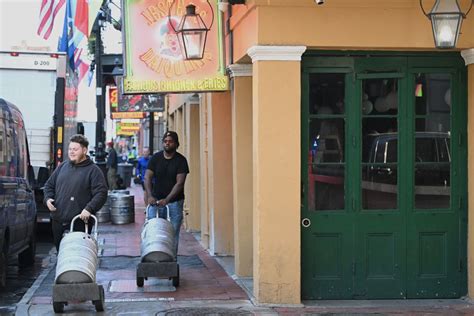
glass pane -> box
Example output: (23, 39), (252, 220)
(309, 73), (345, 115)
(308, 164), (345, 211)
(361, 77), (398, 210)
(362, 78), (398, 115)
(362, 163), (398, 210)
(415, 74), (451, 116)
(310, 119), (345, 163)
(308, 117), (345, 211)
(414, 74), (451, 209)
(307, 73), (346, 211)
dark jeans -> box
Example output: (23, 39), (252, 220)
(52, 218), (94, 252)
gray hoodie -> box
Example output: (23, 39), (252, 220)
(43, 157), (108, 224)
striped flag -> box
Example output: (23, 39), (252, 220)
(37, 0), (66, 40)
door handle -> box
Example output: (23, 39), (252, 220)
(302, 218), (311, 228)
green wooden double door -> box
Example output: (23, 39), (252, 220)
(301, 54), (467, 300)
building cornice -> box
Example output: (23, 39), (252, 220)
(247, 45), (307, 63)
(227, 64), (252, 78)
(461, 49), (474, 66)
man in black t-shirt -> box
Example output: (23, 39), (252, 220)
(144, 131), (189, 256)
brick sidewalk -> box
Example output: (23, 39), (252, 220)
(29, 183), (247, 305)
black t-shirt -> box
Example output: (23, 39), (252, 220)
(147, 151), (189, 202)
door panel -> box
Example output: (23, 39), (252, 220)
(354, 71), (406, 299)
(406, 70), (462, 298)
(302, 70), (353, 299)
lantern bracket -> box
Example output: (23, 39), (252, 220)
(168, 0), (215, 33)
(419, 0), (473, 18)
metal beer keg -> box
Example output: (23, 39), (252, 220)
(110, 194), (135, 224)
(111, 189), (130, 195)
(140, 205), (176, 262)
(96, 196), (111, 223)
(55, 215), (99, 284)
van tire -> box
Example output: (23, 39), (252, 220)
(19, 226), (36, 266)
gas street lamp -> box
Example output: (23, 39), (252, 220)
(169, 1), (214, 60)
(420, 0), (473, 49)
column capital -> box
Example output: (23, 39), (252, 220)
(461, 49), (474, 66)
(247, 45), (306, 63)
(227, 64), (252, 78)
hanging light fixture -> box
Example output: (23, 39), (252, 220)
(168, 1), (214, 60)
(420, 0), (473, 49)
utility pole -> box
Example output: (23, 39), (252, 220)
(95, 25), (105, 150)
(93, 22), (107, 178)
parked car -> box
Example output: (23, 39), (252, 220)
(363, 131), (451, 186)
(0, 98), (37, 287)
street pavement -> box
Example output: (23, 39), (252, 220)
(14, 184), (474, 315)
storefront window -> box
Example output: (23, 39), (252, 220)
(361, 78), (399, 210)
(414, 73), (451, 209)
(308, 73), (345, 211)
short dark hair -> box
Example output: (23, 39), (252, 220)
(69, 134), (89, 148)
(162, 131), (180, 148)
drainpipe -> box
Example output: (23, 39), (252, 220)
(227, 4), (233, 65)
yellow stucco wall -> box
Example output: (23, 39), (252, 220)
(207, 92), (234, 255)
(185, 101), (202, 232)
(252, 59), (301, 304)
(231, 74), (254, 277)
(199, 95), (211, 249)
(231, 0), (474, 62)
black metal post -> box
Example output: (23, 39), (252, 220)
(149, 112), (154, 154)
(95, 26), (105, 151)
(94, 25), (107, 179)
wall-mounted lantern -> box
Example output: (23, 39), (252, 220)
(420, 0), (473, 49)
(169, 1), (214, 60)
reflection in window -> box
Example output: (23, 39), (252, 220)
(414, 74), (451, 209)
(361, 78), (399, 210)
(308, 73), (345, 211)
(362, 78), (398, 116)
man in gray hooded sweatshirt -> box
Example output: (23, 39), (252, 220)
(44, 134), (108, 251)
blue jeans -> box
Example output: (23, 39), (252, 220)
(147, 200), (184, 255)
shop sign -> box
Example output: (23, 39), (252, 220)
(118, 122), (140, 131)
(111, 112), (146, 119)
(122, 0), (228, 94)
(111, 84), (165, 113)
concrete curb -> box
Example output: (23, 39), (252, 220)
(15, 247), (56, 316)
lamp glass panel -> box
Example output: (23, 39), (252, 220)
(431, 0), (462, 13)
(431, 14), (462, 48)
(182, 30), (207, 59)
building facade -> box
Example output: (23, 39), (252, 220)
(164, 0), (474, 304)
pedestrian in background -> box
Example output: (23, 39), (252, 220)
(136, 147), (151, 190)
(44, 134), (108, 251)
(144, 131), (189, 256)
(106, 141), (118, 190)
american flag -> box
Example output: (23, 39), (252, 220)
(37, 0), (65, 40)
